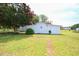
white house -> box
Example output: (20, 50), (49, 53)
(76, 28), (79, 31)
(18, 22), (61, 34)
(63, 27), (71, 30)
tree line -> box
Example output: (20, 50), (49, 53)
(71, 24), (79, 30)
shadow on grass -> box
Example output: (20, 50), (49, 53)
(34, 33), (64, 36)
(0, 32), (33, 43)
(0, 32), (64, 43)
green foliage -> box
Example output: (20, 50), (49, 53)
(32, 15), (39, 24)
(39, 14), (48, 22)
(25, 28), (34, 35)
(71, 24), (79, 30)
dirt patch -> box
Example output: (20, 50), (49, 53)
(46, 39), (54, 56)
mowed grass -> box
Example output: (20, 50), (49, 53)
(52, 30), (79, 56)
(0, 30), (79, 56)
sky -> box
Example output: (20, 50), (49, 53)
(26, 0), (79, 27)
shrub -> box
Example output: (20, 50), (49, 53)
(49, 30), (51, 34)
(25, 28), (34, 35)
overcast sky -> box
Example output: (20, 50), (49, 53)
(26, 0), (79, 27)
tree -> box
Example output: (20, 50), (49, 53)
(21, 3), (35, 25)
(2, 4), (18, 31)
(0, 3), (35, 32)
(0, 3), (9, 28)
(71, 24), (79, 30)
(39, 14), (48, 22)
(32, 15), (39, 24)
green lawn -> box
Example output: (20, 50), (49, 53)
(0, 30), (79, 56)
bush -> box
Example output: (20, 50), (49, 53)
(25, 28), (34, 35)
(49, 30), (51, 34)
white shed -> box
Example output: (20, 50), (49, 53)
(18, 22), (61, 34)
(76, 28), (79, 31)
(63, 27), (71, 30)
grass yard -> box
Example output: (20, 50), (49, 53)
(0, 30), (79, 56)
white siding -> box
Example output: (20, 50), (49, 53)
(33, 23), (48, 33)
(18, 22), (61, 34)
(63, 27), (71, 30)
(51, 26), (60, 34)
(76, 28), (79, 31)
